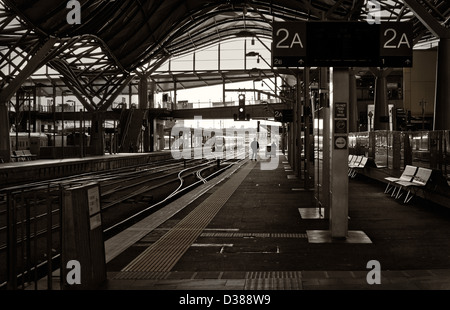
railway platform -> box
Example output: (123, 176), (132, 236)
(0, 151), (172, 187)
(101, 152), (450, 291)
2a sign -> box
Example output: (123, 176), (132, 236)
(272, 22), (306, 67)
(380, 23), (412, 53)
(274, 109), (293, 122)
(379, 22), (413, 66)
(272, 21), (413, 67)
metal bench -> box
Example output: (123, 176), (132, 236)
(12, 150), (28, 161)
(393, 167), (433, 203)
(22, 149), (37, 160)
(384, 165), (418, 196)
(348, 155), (360, 176)
(348, 155), (368, 178)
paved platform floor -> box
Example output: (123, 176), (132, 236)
(102, 153), (450, 291)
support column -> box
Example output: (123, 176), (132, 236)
(288, 123), (293, 167)
(148, 81), (156, 152)
(0, 38), (57, 162)
(303, 67), (314, 189)
(150, 118), (155, 152)
(434, 38), (450, 130)
(138, 76), (150, 152)
(90, 112), (105, 156)
(320, 67), (330, 219)
(330, 68), (349, 239)
(371, 68), (392, 131)
(295, 73), (302, 177)
(0, 102), (10, 162)
(349, 69), (358, 133)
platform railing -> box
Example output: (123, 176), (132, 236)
(348, 130), (450, 180)
(0, 184), (63, 290)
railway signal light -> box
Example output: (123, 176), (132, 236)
(237, 94), (248, 121)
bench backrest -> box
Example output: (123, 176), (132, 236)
(412, 167), (432, 186)
(348, 155), (354, 163)
(399, 165), (418, 182)
(358, 157), (368, 167)
(349, 155), (359, 165)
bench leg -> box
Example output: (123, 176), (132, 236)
(384, 183), (392, 194)
(395, 186), (404, 199)
(404, 191), (414, 203)
(391, 185), (398, 197)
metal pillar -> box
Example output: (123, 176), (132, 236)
(138, 76), (151, 152)
(90, 112), (105, 156)
(320, 67), (330, 219)
(349, 69), (359, 133)
(0, 38), (57, 163)
(0, 102), (10, 162)
(288, 123), (293, 168)
(295, 73), (302, 177)
(303, 67), (314, 189)
(371, 68), (392, 131)
(150, 119), (155, 152)
(61, 93), (65, 158)
(434, 38), (450, 130)
(330, 67), (349, 239)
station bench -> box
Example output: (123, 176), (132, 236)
(384, 165), (433, 204)
(384, 165), (418, 196)
(11, 151), (25, 162)
(348, 155), (368, 178)
(11, 150), (37, 162)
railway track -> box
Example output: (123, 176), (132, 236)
(0, 155), (245, 289)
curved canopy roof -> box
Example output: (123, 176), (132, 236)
(1, 0), (449, 109)
(6, 0), (449, 71)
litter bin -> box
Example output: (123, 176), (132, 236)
(265, 145), (271, 157)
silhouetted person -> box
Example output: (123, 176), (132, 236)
(250, 138), (259, 161)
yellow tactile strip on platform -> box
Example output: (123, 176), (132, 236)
(120, 161), (255, 273)
(244, 271), (303, 290)
(112, 270), (303, 290)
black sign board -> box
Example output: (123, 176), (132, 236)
(272, 22), (307, 67)
(379, 22), (413, 67)
(306, 22), (379, 67)
(272, 21), (413, 67)
(334, 102), (347, 119)
(334, 120), (348, 134)
(274, 109), (294, 122)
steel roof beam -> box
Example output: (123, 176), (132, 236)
(403, 0), (450, 39)
(0, 37), (56, 103)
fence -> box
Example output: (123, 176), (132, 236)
(348, 130), (450, 179)
(1, 184), (62, 290)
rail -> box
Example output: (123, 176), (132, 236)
(0, 156), (244, 290)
